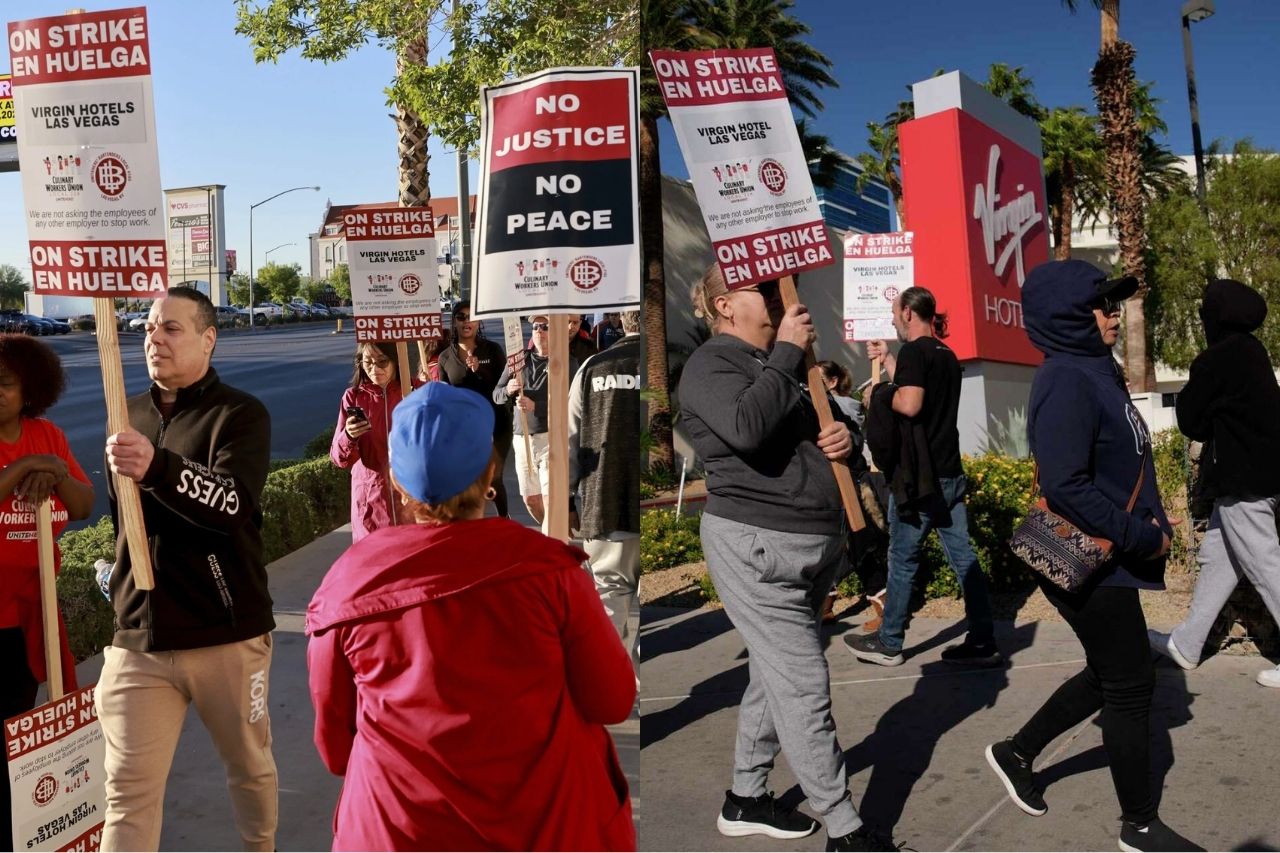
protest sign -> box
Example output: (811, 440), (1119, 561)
(649, 48), (834, 289)
(7, 6), (163, 588)
(651, 47), (861, 531)
(0, 73), (16, 172)
(501, 315), (537, 494)
(344, 204), (441, 396)
(473, 67), (641, 319)
(843, 231), (913, 342)
(6, 687), (105, 852)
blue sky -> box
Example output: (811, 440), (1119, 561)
(3, 0), (1277, 282)
(659, 1), (1280, 189)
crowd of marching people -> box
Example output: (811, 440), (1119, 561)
(682, 259), (1280, 853)
(3, 291), (640, 852)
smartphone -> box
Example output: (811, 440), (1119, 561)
(345, 405), (368, 422)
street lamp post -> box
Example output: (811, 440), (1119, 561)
(249, 186), (319, 328)
(264, 242), (296, 261)
(1181, 0), (1215, 208)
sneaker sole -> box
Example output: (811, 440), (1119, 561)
(1118, 839), (1141, 852)
(716, 814), (817, 840)
(1150, 632), (1197, 671)
(984, 744), (1047, 817)
(848, 648), (904, 667)
(1257, 672), (1280, 688)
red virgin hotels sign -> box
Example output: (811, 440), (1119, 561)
(898, 72), (1048, 366)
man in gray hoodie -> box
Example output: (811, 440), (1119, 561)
(1149, 278), (1280, 688)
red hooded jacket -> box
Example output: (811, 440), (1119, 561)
(329, 381), (403, 542)
(306, 517), (637, 851)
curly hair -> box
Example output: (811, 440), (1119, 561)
(0, 334), (67, 418)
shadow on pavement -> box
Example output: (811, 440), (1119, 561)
(640, 608), (735, 665)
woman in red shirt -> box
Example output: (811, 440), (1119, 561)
(0, 334), (93, 841)
(307, 382), (636, 851)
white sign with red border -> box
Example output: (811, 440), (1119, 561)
(343, 206), (442, 343)
(7, 7), (167, 298)
(472, 67), (641, 318)
(649, 48), (833, 289)
(5, 686), (105, 852)
(843, 231), (913, 342)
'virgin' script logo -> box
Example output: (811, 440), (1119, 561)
(972, 144), (1043, 287)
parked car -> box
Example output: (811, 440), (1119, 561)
(44, 318), (71, 335)
(308, 303), (332, 317)
(214, 305), (241, 328)
(128, 316), (148, 332)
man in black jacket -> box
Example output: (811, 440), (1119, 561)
(100, 287), (277, 850)
(1150, 278), (1280, 688)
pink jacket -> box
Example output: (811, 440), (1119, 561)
(329, 382), (403, 542)
(306, 518), (637, 851)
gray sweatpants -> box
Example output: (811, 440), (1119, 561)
(701, 513), (862, 837)
(1171, 496), (1280, 664)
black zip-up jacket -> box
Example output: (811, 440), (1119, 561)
(108, 368), (275, 651)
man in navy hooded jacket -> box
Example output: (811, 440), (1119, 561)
(1150, 278), (1280, 689)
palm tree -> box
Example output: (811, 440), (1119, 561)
(984, 62), (1048, 123)
(1062, 0), (1153, 389)
(1040, 107), (1105, 259)
(396, 35), (431, 208)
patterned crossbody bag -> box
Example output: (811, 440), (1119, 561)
(1009, 450), (1146, 593)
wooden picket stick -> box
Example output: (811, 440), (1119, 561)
(545, 314), (571, 542)
(779, 276), (866, 532)
(416, 340), (432, 381)
(36, 500), (63, 702)
(396, 342), (412, 397)
(94, 300), (155, 590)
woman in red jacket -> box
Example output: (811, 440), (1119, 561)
(307, 382), (637, 851)
(0, 334), (93, 843)
(329, 341), (403, 542)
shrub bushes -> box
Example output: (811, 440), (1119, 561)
(54, 457), (351, 661)
(640, 510), (703, 574)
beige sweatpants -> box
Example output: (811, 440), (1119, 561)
(583, 534), (640, 668)
(94, 634), (278, 852)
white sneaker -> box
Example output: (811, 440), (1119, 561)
(1257, 665), (1280, 688)
(1147, 629), (1197, 671)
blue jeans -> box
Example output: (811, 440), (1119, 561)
(879, 475), (994, 653)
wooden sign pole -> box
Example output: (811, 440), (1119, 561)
(36, 501), (63, 702)
(416, 340), (432, 381)
(779, 276), (866, 532)
(94, 301), (155, 589)
(545, 314), (571, 542)
(396, 342), (412, 398)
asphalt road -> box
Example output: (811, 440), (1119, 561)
(43, 324), (379, 530)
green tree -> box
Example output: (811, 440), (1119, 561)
(296, 278), (328, 304)
(227, 273), (252, 307)
(1040, 106), (1104, 259)
(1147, 144), (1280, 370)
(256, 262), (302, 304)
(983, 62), (1047, 122)
(328, 263), (352, 303)
(0, 265), (28, 310)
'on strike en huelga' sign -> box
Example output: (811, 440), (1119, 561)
(472, 67), (641, 319)
(7, 7), (167, 298)
(344, 206), (442, 343)
(6, 687), (105, 852)
(649, 48), (833, 289)
(843, 231), (913, 342)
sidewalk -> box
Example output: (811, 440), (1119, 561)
(640, 605), (1279, 852)
(67, 522), (638, 850)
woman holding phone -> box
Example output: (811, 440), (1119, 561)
(330, 341), (405, 543)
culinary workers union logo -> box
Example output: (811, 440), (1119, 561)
(32, 774), (58, 807)
(398, 273), (422, 295)
(568, 256), (605, 293)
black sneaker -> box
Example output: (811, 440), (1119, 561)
(940, 638), (1004, 667)
(1118, 817), (1203, 852)
(716, 790), (819, 840)
(826, 825), (900, 852)
(985, 739), (1047, 816)
(844, 632), (905, 667)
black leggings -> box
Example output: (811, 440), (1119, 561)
(1012, 580), (1157, 824)
(0, 627), (40, 851)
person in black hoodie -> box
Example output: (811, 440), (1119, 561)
(1149, 278), (1280, 689)
(983, 260), (1199, 853)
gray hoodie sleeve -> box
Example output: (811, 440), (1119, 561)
(684, 341), (806, 455)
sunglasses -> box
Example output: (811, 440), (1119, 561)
(735, 281), (781, 300)
(531, 322), (550, 331)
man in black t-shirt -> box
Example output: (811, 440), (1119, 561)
(845, 286), (998, 668)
